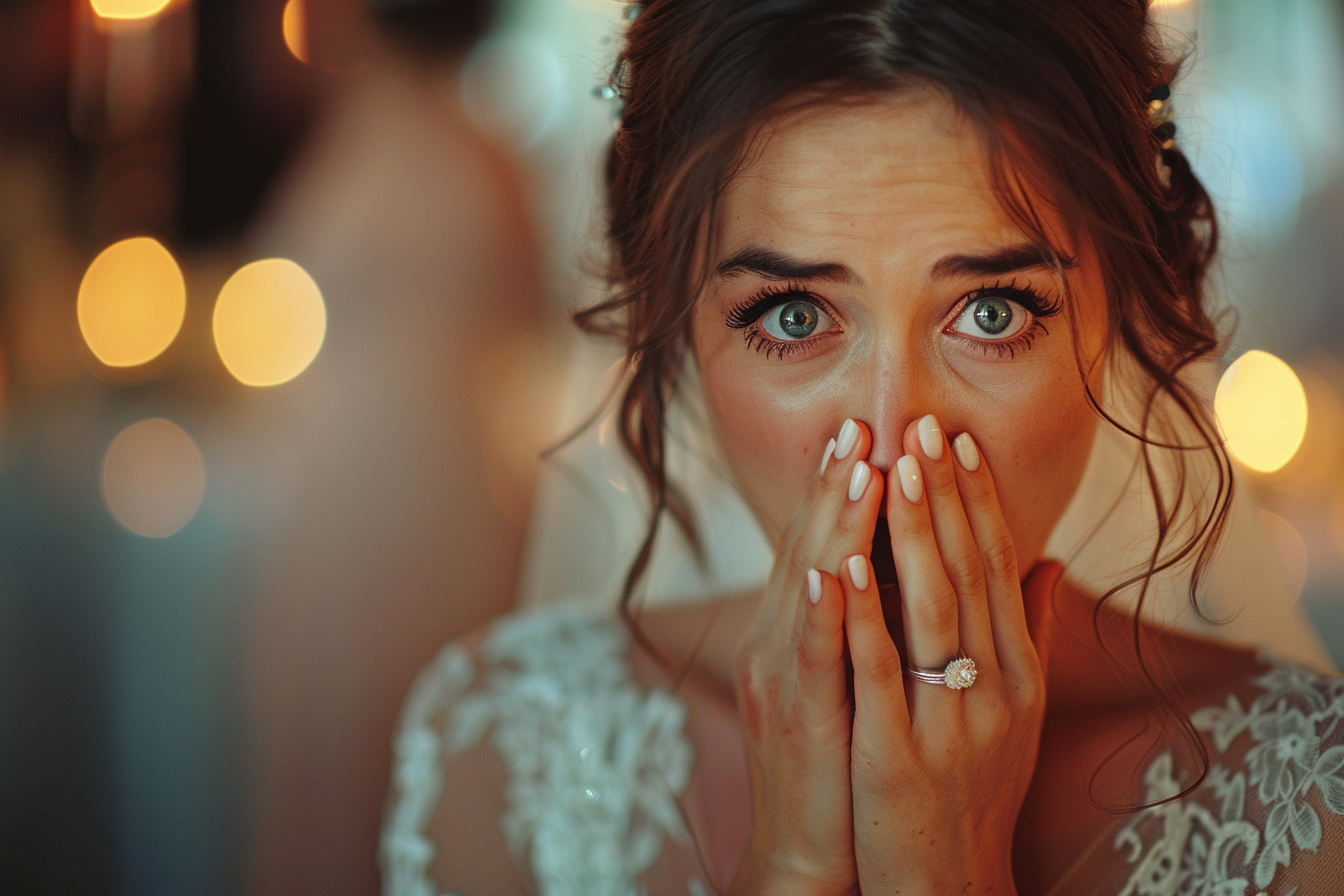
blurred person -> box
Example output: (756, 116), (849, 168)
(242, 0), (555, 893)
(380, 2), (1344, 895)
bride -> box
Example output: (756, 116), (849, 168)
(382, 1), (1344, 893)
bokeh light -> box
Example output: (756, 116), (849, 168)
(213, 258), (326, 387)
(101, 418), (206, 538)
(459, 33), (565, 147)
(77, 237), (186, 368)
(1215, 350), (1309, 473)
(90, 0), (174, 20)
(1274, 362), (1344, 495)
(282, 0), (309, 65)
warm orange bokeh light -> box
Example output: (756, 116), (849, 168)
(101, 418), (206, 538)
(78, 237), (186, 368)
(282, 0), (310, 64)
(213, 258), (326, 387)
(1215, 350), (1309, 474)
(90, 0), (174, 20)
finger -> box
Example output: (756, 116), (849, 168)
(886, 454), (961, 672)
(842, 553), (909, 748)
(902, 414), (997, 670)
(1020, 559), (1064, 684)
(948, 432), (1034, 680)
(771, 419), (875, 640)
(794, 569), (851, 730)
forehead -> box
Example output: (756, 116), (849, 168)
(715, 91), (1041, 273)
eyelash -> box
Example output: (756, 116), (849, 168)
(724, 281), (833, 360)
(949, 278), (1063, 359)
(724, 278), (1063, 360)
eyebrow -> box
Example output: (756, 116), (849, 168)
(713, 246), (857, 284)
(712, 242), (1074, 285)
(930, 243), (1076, 279)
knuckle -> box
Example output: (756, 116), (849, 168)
(926, 469), (960, 502)
(916, 587), (959, 637)
(857, 644), (904, 687)
(785, 539), (815, 581)
(944, 551), (986, 595)
(795, 631), (827, 674)
(982, 534), (1019, 580)
(1015, 666), (1047, 709)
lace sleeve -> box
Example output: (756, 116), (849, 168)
(1048, 657), (1344, 895)
(379, 609), (699, 896)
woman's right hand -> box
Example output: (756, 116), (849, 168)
(728, 418), (885, 896)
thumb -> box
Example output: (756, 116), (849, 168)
(1020, 559), (1064, 677)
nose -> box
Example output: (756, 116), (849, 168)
(858, 352), (937, 473)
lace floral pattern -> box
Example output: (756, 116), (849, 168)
(380, 608), (695, 896)
(1114, 657), (1344, 895)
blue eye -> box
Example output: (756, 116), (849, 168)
(763, 300), (821, 340)
(950, 295), (1030, 341)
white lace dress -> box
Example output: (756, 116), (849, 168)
(380, 608), (1344, 896)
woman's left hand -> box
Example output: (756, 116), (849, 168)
(840, 414), (1062, 895)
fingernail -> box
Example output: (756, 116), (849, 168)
(847, 554), (870, 591)
(807, 569), (822, 605)
(896, 455), (923, 503)
(819, 438), (837, 475)
(848, 460), (871, 501)
(917, 414), (943, 461)
(953, 432), (980, 472)
(835, 419), (859, 460)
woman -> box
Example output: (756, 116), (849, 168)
(381, 1), (1344, 893)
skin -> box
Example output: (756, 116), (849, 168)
(691, 89), (1105, 572)
(681, 89), (1113, 894)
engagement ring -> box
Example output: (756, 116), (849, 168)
(905, 653), (977, 689)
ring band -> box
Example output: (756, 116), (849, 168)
(905, 653), (978, 689)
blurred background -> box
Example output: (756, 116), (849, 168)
(0, 0), (1343, 893)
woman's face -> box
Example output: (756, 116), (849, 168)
(690, 90), (1107, 575)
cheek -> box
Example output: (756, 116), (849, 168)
(979, 377), (1097, 571)
(699, 362), (835, 543)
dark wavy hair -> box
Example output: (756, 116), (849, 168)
(575, 0), (1230, 810)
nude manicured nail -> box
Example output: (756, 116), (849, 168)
(807, 569), (822, 605)
(819, 438), (837, 475)
(917, 414), (943, 460)
(896, 455), (923, 503)
(847, 554), (870, 591)
(835, 419), (859, 460)
(953, 432), (981, 472)
(848, 461), (871, 501)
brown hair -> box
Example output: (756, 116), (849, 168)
(576, 0), (1228, 809)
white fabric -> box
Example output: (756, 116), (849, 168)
(380, 608), (699, 896)
(381, 608), (1344, 896)
(1053, 656), (1344, 895)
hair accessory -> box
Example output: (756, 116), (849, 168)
(593, 82), (624, 123)
(906, 652), (978, 689)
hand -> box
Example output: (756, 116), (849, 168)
(841, 414), (1061, 895)
(728, 418), (885, 896)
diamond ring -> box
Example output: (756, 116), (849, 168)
(905, 653), (977, 689)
